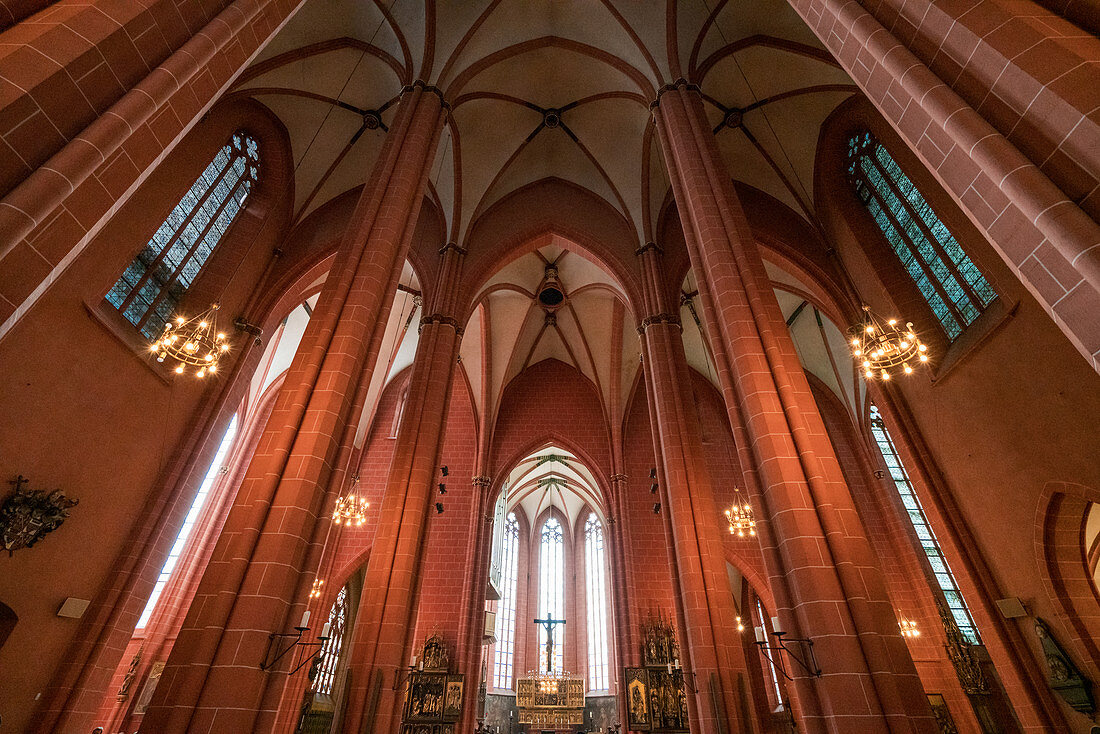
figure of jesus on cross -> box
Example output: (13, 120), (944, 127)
(533, 613), (566, 672)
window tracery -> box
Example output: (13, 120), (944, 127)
(847, 131), (995, 340)
(584, 513), (609, 691)
(107, 132), (260, 339)
(539, 516), (565, 672)
(313, 586), (348, 696)
(492, 512), (520, 688)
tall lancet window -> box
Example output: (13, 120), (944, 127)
(847, 131), (996, 340)
(107, 132), (260, 339)
(870, 404), (980, 642)
(584, 513), (610, 690)
(492, 512), (520, 688)
(313, 587), (348, 696)
(136, 415), (238, 629)
(539, 517), (565, 672)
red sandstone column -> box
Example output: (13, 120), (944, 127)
(457, 475), (494, 732)
(138, 82), (446, 734)
(652, 81), (935, 734)
(340, 244), (466, 734)
(784, 0), (1100, 370)
(635, 244), (756, 734)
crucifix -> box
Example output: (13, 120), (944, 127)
(533, 613), (566, 672)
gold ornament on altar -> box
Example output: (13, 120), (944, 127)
(724, 487), (756, 537)
(332, 475), (369, 526)
(150, 303), (231, 378)
(850, 305), (928, 381)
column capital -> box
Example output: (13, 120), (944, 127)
(650, 78), (700, 109)
(634, 242), (664, 257)
(402, 80), (451, 111)
(438, 242), (468, 257)
(610, 473), (628, 483)
(419, 314), (465, 335)
(637, 313), (682, 335)
(472, 475), (492, 487)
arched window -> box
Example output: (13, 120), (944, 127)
(136, 415), (238, 629)
(538, 516), (565, 672)
(870, 404), (979, 642)
(107, 132), (260, 339)
(313, 586), (348, 696)
(846, 131), (996, 340)
(492, 512), (520, 688)
(584, 513), (609, 690)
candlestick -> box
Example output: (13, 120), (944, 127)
(771, 615), (783, 634)
(300, 610), (310, 629)
(321, 621), (331, 638)
(754, 626), (766, 643)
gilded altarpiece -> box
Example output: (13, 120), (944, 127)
(515, 672), (585, 727)
(401, 635), (463, 734)
(624, 616), (688, 732)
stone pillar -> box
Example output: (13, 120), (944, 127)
(339, 243), (466, 734)
(606, 472), (638, 728)
(652, 81), (935, 734)
(635, 244), (755, 734)
(784, 0), (1100, 370)
(458, 475), (494, 732)
(138, 82), (446, 734)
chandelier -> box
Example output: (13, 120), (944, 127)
(899, 617), (921, 638)
(725, 488), (756, 537)
(332, 475), (369, 526)
(309, 578), (324, 599)
(850, 306), (928, 381)
(150, 303), (230, 378)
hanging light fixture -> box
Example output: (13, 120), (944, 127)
(309, 578), (324, 599)
(850, 305), (928, 381)
(899, 617), (921, 638)
(332, 475), (369, 526)
(150, 303), (231, 378)
(725, 488), (756, 537)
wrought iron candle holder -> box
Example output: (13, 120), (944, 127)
(753, 627), (822, 681)
(260, 622), (330, 675)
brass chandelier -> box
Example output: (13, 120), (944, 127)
(332, 475), (369, 526)
(850, 306), (928, 381)
(725, 487), (756, 537)
(151, 303), (230, 378)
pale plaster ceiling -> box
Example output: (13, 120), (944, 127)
(230, 0), (857, 236)
(503, 445), (605, 532)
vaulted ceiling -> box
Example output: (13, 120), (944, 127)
(230, 0), (857, 240)
(235, 0), (862, 454)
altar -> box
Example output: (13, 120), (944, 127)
(515, 669), (586, 728)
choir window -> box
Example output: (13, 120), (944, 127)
(136, 415), (238, 629)
(847, 131), (996, 340)
(538, 517), (565, 672)
(584, 513), (610, 691)
(492, 512), (520, 688)
(313, 586), (348, 696)
(870, 404), (980, 642)
(107, 132), (260, 339)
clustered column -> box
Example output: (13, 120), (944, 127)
(636, 244), (754, 734)
(652, 80), (935, 734)
(138, 82), (447, 734)
(340, 242), (467, 734)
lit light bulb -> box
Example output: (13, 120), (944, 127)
(176, 317), (185, 324)
(918, 344), (927, 352)
(865, 370), (873, 378)
(919, 354), (929, 362)
(866, 326), (874, 333)
(196, 368), (205, 378)
(881, 370), (890, 380)
(175, 365), (184, 374)
(888, 319), (897, 326)
(208, 365), (216, 373)
(903, 364), (913, 374)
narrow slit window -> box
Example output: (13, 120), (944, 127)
(107, 132), (260, 339)
(585, 513), (610, 691)
(492, 512), (520, 689)
(313, 586), (348, 696)
(538, 517), (565, 672)
(846, 131), (996, 340)
(136, 415), (238, 630)
(870, 404), (980, 643)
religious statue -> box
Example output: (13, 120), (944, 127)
(533, 613), (566, 672)
(117, 645), (143, 701)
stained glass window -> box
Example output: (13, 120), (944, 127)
(584, 513), (610, 691)
(847, 131), (995, 340)
(870, 404), (979, 643)
(492, 513), (520, 689)
(313, 586), (348, 696)
(107, 132), (260, 339)
(136, 415), (238, 629)
(538, 517), (565, 672)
